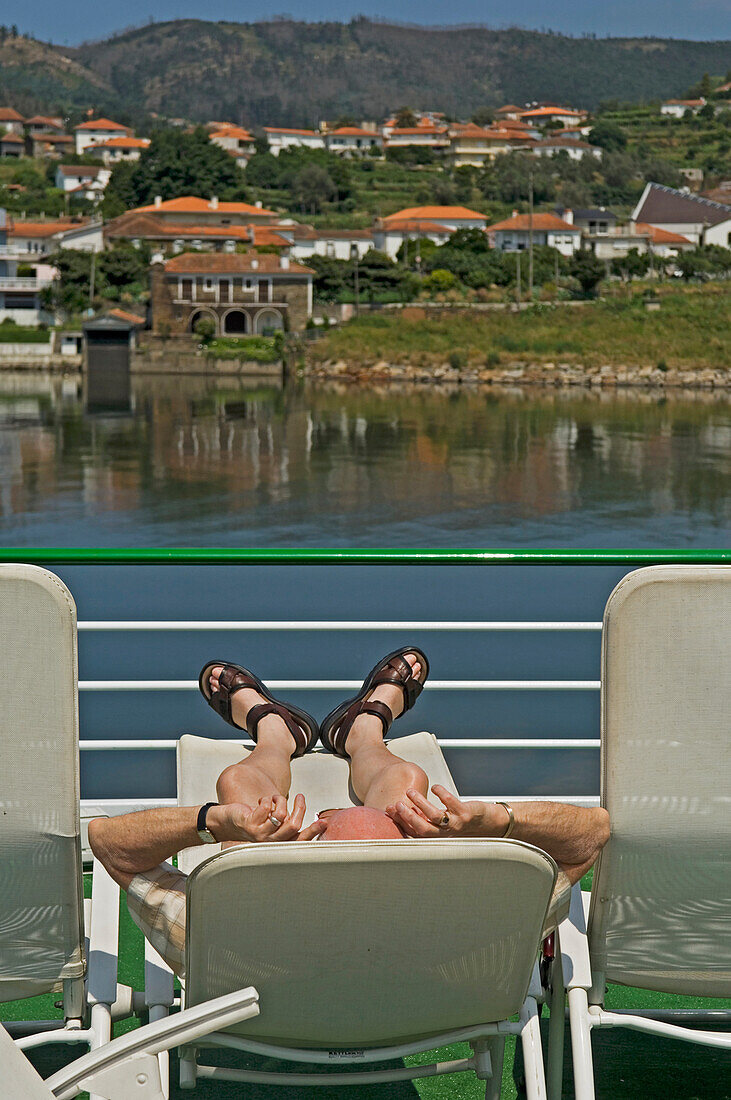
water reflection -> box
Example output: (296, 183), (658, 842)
(0, 371), (728, 546)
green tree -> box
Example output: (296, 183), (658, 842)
(292, 164), (336, 213)
(569, 250), (606, 298)
(588, 120), (627, 152)
(610, 248), (649, 282)
(395, 106), (417, 128)
(103, 127), (247, 211)
(471, 107), (494, 127)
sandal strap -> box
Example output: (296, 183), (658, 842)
(371, 655), (423, 712)
(247, 702), (307, 754)
(333, 698), (393, 754)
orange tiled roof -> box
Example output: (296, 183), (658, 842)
(263, 127), (320, 136)
(0, 133), (24, 144)
(210, 126), (254, 141)
(75, 117), (132, 131)
(520, 106), (585, 118)
(164, 252), (313, 275)
(633, 222), (692, 244)
(487, 213), (580, 232)
(108, 307), (146, 326)
(25, 115), (62, 127)
(8, 217), (90, 238)
(380, 219), (453, 233)
(33, 133), (73, 143)
(91, 136), (150, 149)
(134, 196), (277, 217)
(385, 205), (487, 222)
(496, 105), (523, 113)
(0, 107), (24, 122)
(386, 126), (448, 136)
(328, 127), (381, 137)
(663, 99), (704, 107)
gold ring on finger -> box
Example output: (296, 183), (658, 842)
(438, 813), (450, 828)
(269, 815), (283, 828)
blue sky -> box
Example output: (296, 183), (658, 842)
(8, 0), (731, 45)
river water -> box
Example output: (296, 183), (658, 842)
(0, 371), (728, 802)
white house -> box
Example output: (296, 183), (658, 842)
(584, 222), (694, 261)
(0, 107), (25, 134)
(7, 217), (104, 255)
(519, 106), (588, 127)
(372, 219), (454, 259)
(385, 127), (449, 152)
(55, 164), (111, 201)
(0, 133), (24, 158)
(486, 211), (582, 256)
(208, 126), (256, 167)
(326, 127), (383, 154)
(263, 128), (326, 156)
(660, 99), (705, 118)
(631, 182), (731, 246)
(87, 137), (150, 165)
(532, 136), (601, 161)
(287, 226), (374, 261)
(74, 117), (133, 154)
(383, 205), (488, 231)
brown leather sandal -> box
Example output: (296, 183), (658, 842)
(319, 646), (429, 758)
(198, 660), (319, 758)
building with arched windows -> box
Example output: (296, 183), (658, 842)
(150, 252), (314, 335)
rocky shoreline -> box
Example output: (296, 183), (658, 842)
(306, 358), (730, 389)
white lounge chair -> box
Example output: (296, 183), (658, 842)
(1, 987), (259, 1099)
(171, 731), (570, 1098)
(555, 565), (731, 1100)
(0, 565), (153, 1077)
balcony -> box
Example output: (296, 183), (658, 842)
(0, 275), (53, 291)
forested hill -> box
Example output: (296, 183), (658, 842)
(2, 20), (729, 124)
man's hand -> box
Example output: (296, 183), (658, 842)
(210, 793), (326, 844)
(386, 785), (509, 839)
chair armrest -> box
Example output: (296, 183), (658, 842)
(45, 986), (260, 1099)
(557, 883), (592, 990)
(542, 871), (572, 937)
(144, 937), (175, 1009)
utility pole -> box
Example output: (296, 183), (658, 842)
(88, 249), (96, 313)
(351, 244), (360, 315)
(516, 251), (522, 307)
(528, 171), (534, 301)
(554, 248), (559, 301)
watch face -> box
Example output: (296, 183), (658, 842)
(197, 828), (217, 844)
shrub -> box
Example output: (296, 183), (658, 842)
(449, 350), (467, 370)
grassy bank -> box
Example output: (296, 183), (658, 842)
(307, 286), (730, 372)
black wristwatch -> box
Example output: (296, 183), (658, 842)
(196, 802), (220, 844)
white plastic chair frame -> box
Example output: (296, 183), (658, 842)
(554, 566), (731, 1100)
(0, 566), (173, 1096)
(2, 986), (259, 1100)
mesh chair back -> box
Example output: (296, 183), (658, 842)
(0, 565), (84, 1003)
(185, 838), (556, 1045)
(589, 566), (731, 996)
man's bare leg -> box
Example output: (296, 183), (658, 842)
(206, 666), (297, 815)
(344, 653), (429, 811)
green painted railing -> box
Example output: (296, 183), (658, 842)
(0, 548), (728, 565)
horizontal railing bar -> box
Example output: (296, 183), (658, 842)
(80, 795), (601, 813)
(78, 679), (600, 691)
(2, 548), (728, 566)
(78, 619), (603, 631)
(78, 738), (600, 750)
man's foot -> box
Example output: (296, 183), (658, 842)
(206, 666), (297, 754)
(319, 647), (429, 757)
(198, 661), (319, 757)
(344, 653), (422, 754)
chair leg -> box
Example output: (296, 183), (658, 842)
(483, 1035), (506, 1100)
(179, 1044), (197, 1089)
(567, 987), (595, 1100)
(546, 951), (565, 1100)
(520, 996), (548, 1100)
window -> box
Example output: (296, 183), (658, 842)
(204, 278), (214, 291)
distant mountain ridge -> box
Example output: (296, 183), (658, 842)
(1, 19), (729, 125)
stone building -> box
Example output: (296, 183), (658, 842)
(151, 252), (314, 335)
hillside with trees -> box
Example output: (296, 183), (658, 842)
(0, 19), (728, 123)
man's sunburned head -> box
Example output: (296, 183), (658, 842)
(318, 805), (405, 840)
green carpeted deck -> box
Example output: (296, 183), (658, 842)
(3, 873), (730, 1099)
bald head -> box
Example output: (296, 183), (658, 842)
(319, 806), (405, 841)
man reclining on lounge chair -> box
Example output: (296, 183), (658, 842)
(90, 647), (609, 978)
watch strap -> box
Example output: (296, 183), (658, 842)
(196, 801), (220, 843)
